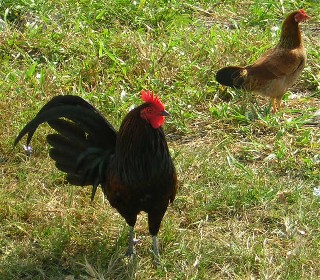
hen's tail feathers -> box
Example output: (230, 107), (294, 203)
(216, 66), (246, 89)
(14, 95), (117, 200)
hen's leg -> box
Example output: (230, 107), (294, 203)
(271, 98), (278, 113)
(276, 98), (282, 112)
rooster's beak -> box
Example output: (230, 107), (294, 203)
(160, 110), (170, 116)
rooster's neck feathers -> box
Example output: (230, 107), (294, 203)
(114, 104), (173, 185)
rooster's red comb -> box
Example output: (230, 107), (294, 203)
(141, 90), (165, 110)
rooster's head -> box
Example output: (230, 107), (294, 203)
(140, 90), (169, 129)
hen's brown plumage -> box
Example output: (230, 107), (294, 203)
(216, 9), (309, 113)
(15, 92), (177, 262)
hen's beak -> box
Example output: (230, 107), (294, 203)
(160, 110), (170, 116)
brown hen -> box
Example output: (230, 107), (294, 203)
(216, 9), (309, 113)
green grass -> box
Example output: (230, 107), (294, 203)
(1, 0), (320, 279)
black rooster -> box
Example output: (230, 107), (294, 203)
(15, 90), (177, 262)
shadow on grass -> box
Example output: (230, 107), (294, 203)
(0, 227), (139, 280)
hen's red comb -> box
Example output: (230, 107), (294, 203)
(141, 90), (165, 110)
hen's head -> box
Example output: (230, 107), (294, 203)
(294, 9), (309, 23)
(140, 90), (168, 129)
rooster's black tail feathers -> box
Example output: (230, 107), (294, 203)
(14, 95), (117, 200)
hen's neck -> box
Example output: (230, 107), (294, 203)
(278, 20), (303, 49)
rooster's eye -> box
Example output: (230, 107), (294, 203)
(147, 108), (153, 113)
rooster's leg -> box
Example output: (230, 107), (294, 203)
(148, 210), (164, 265)
(127, 226), (135, 256)
(152, 235), (160, 265)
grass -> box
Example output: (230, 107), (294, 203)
(1, 0), (320, 279)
